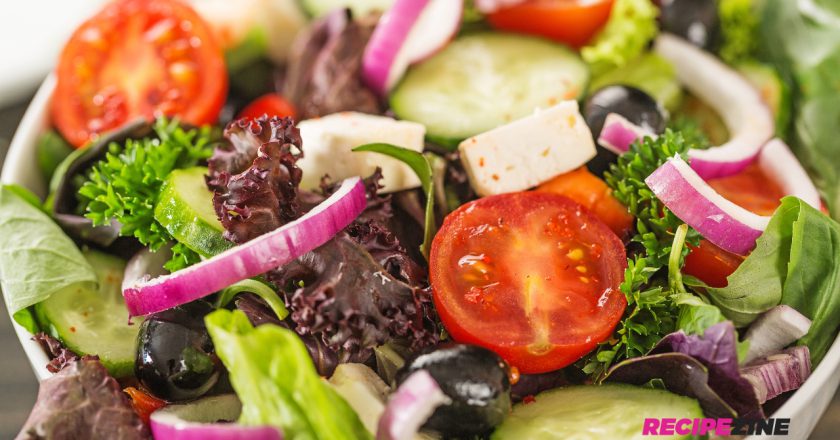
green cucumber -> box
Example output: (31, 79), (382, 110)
(154, 167), (231, 257)
(737, 62), (791, 136)
(35, 250), (139, 377)
(300, 0), (394, 18)
(491, 384), (703, 440)
(390, 33), (589, 147)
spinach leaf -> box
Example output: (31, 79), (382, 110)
(701, 197), (840, 364)
(205, 309), (371, 439)
(353, 143), (437, 259)
(0, 186), (97, 316)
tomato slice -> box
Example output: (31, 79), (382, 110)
(487, 0), (615, 48)
(124, 386), (166, 424)
(430, 192), (627, 373)
(237, 94), (297, 120)
(536, 167), (634, 239)
(684, 240), (745, 288)
(706, 162), (784, 216)
(52, 0), (228, 148)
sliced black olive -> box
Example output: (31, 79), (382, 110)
(135, 300), (221, 401)
(584, 85), (667, 175)
(396, 343), (511, 437)
(659, 0), (720, 50)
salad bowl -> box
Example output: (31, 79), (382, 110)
(5, 75), (840, 440)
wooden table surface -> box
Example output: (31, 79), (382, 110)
(1, 95), (839, 439)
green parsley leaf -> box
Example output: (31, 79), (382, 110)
(78, 118), (215, 268)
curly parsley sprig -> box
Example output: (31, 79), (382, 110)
(584, 131), (705, 379)
(77, 118), (216, 271)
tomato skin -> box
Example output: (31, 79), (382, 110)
(430, 192), (627, 373)
(237, 94), (297, 120)
(52, 0), (228, 148)
(487, 0), (615, 48)
(124, 386), (166, 424)
(536, 167), (634, 239)
(684, 240), (744, 288)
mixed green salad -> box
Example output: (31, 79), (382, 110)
(3, 0), (840, 439)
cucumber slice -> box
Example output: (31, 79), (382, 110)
(300, 0), (394, 18)
(491, 384), (703, 440)
(737, 62), (791, 136)
(35, 250), (140, 377)
(391, 33), (589, 146)
(154, 167), (231, 257)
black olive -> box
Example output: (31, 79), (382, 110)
(135, 300), (221, 401)
(396, 343), (511, 437)
(584, 85), (667, 175)
(659, 0), (720, 50)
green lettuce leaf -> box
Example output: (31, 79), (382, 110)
(718, 0), (760, 64)
(0, 186), (97, 315)
(581, 0), (659, 77)
(205, 309), (371, 440)
(698, 197), (840, 364)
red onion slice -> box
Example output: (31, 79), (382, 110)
(741, 346), (811, 404)
(744, 305), (812, 364)
(654, 33), (774, 179)
(123, 177), (367, 317)
(362, 0), (462, 95)
(597, 113), (653, 154)
(645, 155), (769, 255)
(150, 394), (282, 440)
(758, 139), (821, 210)
(362, 0), (430, 95)
(376, 370), (450, 440)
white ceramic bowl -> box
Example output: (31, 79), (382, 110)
(4, 77), (840, 439)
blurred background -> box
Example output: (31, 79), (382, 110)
(0, 1), (839, 439)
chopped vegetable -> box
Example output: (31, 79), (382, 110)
(124, 387), (166, 425)
(485, 0), (615, 48)
(589, 53), (683, 112)
(149, 394), (282, 440)
(654, 33), (775, 179)
(377, 370), (449, 440)
(205, 309), (372, 440)
(581, 0), (658, 76)
(329, 364), (391, 435)
(51, 0), (227, 148)
(743, 305), (811, 364)
(0, 186), (97, 323)
(18, 357), (150, 440)
(597, 112), (652, 155)
(123, 177), (366, 317)
(78, 119), (216, 270)
(284, 10), (382, 119)
(718, 0), (760, 64)
(536, 167), (634, 238)
(216, 279), (289, 321)
(742, 346), (811, 404)
(237, 94), (297, 120)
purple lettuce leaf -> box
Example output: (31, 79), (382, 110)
(16, 357), (150, 440)
(649, 321), (763, 419)
(33, 333), (80, 374)
(283, 9), (383, 119)
(207, 116), (304, 244)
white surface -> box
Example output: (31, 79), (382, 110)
(3, 77), (840, 439)
(297, 112), (425, 193)
(0, 1), (108, 106)
(458, 101), (596, 197)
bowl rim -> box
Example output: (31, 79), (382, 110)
(4, 76), (840, 437)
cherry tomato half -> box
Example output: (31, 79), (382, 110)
(237, 94), (297, 120)
(536, 167), (634, 239)
(487, 0), (616, 48)
(706, 162), (785, 216)
(430, 192), (627, 373)
(684, 240), (745, 288)
(52, 0), (228, 147)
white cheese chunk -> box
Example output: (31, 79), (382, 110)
(458, 101), (596, 197)
(297, 112), (425, 193)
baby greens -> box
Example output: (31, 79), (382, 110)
(205, 309), (371, 440)
(0, 186), (97, 329)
